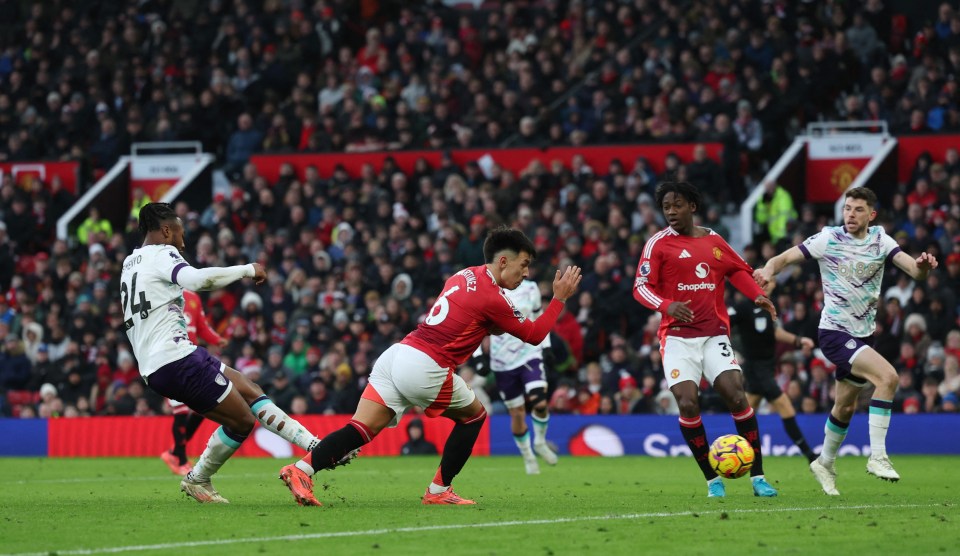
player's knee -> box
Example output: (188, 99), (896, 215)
(676, 397), (700, 417)
(878, 372), (898, 393)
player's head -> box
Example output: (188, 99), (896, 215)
(655, 181), (702, 232)
(842, 187), (878, 237)
(483, 226), (536, 290)
(138, 202), (185, 252)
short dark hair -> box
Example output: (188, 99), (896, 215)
(482, 226), (536, 263)
(654, 181), (703, 212)
(137, 202), (178, 236)
(845, 186), (878, 209)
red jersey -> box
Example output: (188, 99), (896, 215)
(183, 290), (223, 346)
(403, 265), (564, 369)
(633, 227), (764, 341)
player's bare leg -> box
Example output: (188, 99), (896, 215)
(281, 397), (393, 506)
(714, 369), (776, 497)
(182, 387), (256, 503)
(850, 349), (900, 481)
(507, 403), (539, 475)
(671, 380), (723, 496)
(421, 397), (486, 505)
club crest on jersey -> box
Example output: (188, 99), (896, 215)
(713, 247), (723, 260)
(215, 374), (227, 386)
(845, 339), (857, 350)
(639, 261), (651, 276)
(670, 369), (680, 379)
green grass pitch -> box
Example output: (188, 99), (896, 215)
(0, 455), (957, 555)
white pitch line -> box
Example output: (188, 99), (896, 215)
(0, 503), (950, 556)
(1, 465), (523, 485)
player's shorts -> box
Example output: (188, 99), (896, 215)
(740, 358), (782, 402)
(660, 335), (741, 389)
(817, 329), (871, 387)
(363, 343), (476, 428)
(494, 359), (547, 409)
(145, 347), (233, 414)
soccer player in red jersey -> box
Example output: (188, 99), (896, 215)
(633, 181), (779, 498)
(279, 227), (582, 506)
(160, 290), (229, 475)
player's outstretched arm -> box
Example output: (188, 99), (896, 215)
(774, 327), (814, 349)
(892, 251), (938, 280)
(493, 266), (581, 345)
(754, 246), (805, 289)
(175, 261), (267, 291)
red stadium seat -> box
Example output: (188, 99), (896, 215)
(7, 390), (40, 417)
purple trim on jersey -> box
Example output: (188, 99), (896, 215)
(798, 243), (812, 259)
(885, 246), (902, 265)
(145, 346), (231, 413)
(817, 329), (870, 386)
(494, 359), (546, 401)
(171, 262), (188, 285)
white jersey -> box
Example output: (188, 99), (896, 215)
(799, 225), (900, 338)
(121, 245), (197, 377)
(489, 280), (550, 371)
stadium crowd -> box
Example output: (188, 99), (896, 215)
(0, 1), (959, 419)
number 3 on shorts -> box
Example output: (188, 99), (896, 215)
(717, 341), (732, 358)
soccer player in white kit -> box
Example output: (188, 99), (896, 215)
(476, 279), (558, 474)
(122, 203), (340, 503)
(755, 187), (937, 495)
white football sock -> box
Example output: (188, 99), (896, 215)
(190, 426), (245, 481)
(251, 397), (319, 451)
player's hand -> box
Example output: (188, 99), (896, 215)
(916, 252), (938, 272)
(666, 300), (694, 323)
(754, 295), (777, 321)
(798, 336), (815, 350)
(251, 262), (267, 285)
(552, 265), (582, 302)
(753, 267), (773, 289)
(218, 337), (230, 348)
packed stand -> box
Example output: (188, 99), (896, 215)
(0, 1), (955, 202)
(1, 0), (960, 418)
(2, 138), (959, 419)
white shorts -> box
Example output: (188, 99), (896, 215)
(660, 335), (741, 389)
(364, 343), (476, 428)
